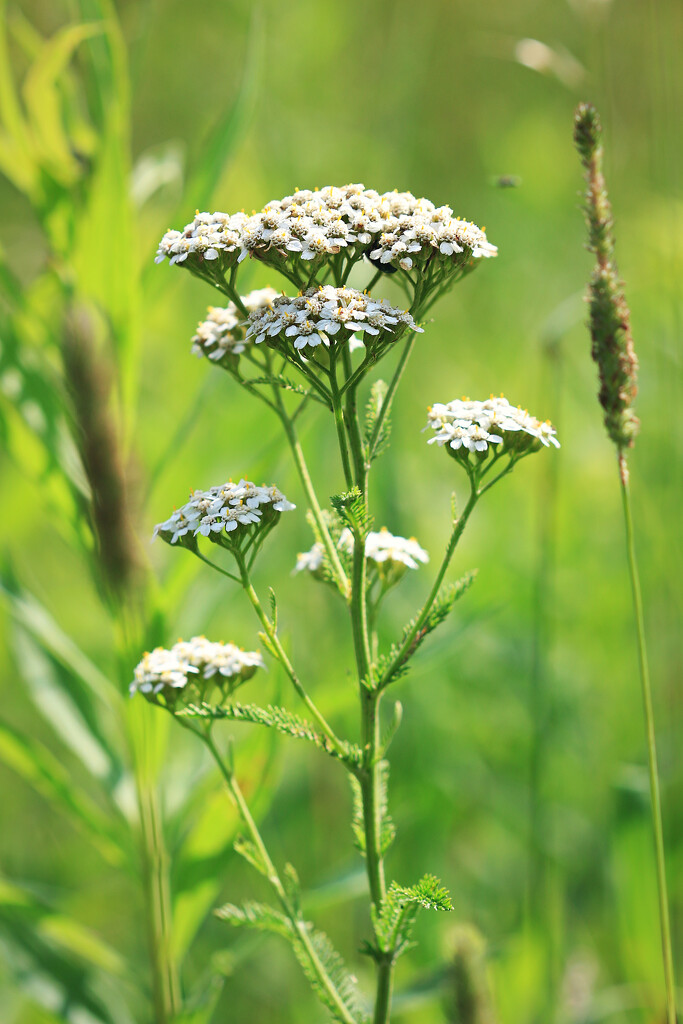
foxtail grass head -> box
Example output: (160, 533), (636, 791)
(573, 103), (639, 454)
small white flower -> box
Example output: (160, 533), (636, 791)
(293, 543), (325, 574)
(130, 636), (264, 702)
(295, 527), (427, 577)
(191, 289), (280, 362)
(426, 395), (560, 456)
(364, 529), (429, 570)
(246, 286), (421, 355)
(156, 185), (496, 277)
(153, 480), (295, 547)
(155, 210), (249, 266)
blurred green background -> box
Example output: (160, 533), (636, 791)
(0, 0), (681, 1022)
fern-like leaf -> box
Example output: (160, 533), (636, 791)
(247, 373), (324, 402)
(215, 900), (294, 938)
(233, 835), (269, 877)
(330, 487), (372, 540)
(364, 379), (390, 460)
(363, 570), (477, 691)
(372, 875), (453, 959)
(349, 774), (365, 856)
(293, 924), (370, 1023)
(348, 761), (394, 857)
(178, 701), (362, 767)
(377, 760), (395, 856)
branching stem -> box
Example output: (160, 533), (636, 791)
(200, 729), (358, 1024)
(377, 482), (479, 691)
(235, 554), (348, 761)
(267, 368), (349, 596)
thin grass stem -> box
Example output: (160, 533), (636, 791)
(618, 453), (677, 1024)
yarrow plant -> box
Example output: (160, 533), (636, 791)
(137, 183), (560, 1022)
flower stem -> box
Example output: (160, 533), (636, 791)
(235, 555), (348, 760)
(377, 484), (479, 691)
(329, 352), (354, 489)
(269, 377), (349, 595)
(618, 453), (677, 1024)
(367, 332), (416, 463)
(200, 730), (358, 1024)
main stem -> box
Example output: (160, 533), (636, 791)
(202, 731), (358, 1024)
(618, 455), (677, 1024)
(340, 371), (393, 1020)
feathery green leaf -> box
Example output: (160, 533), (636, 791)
(179, 701), (362, 767)
(364, 379), (390, 461)
(293, 925), (370, 1023)
(372, 876), (453, 959)
(215, 901), (293, 939)
(330, 487), (372, 540)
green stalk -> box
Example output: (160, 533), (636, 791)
(618, 453), (677, 1024)
(201, 730), (358, 1024)
(373, 956), (394, 1024)
(268, 370), (349, 595)
(359, 689), (386, 912)
(129, 722), (180, 1023)
(337, 364), (395, 1021)
(377, 484), (479, 691)
(366, 278), (427, 461)
(367, 332), (416, 463)
(235, 555), (348, 760)
(329, 351), (354, 488)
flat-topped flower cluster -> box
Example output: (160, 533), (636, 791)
(155, 184), (497, 274)
(246, 286), (422, 353)
(295, 527), (428, 577)
(192, 289), (280, 362)
(427, 395), (561, 455)
(131, 636), (264, 704)
(153, 479), (295, 547)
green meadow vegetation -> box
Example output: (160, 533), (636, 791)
(0, 1), (681, 1022)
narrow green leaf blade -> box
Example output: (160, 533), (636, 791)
(0, 720), (125, 865)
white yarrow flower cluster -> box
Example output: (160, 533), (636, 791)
(363, 529), (429, 570)
(131, 636), (264, 703)
(427, 396), (561, 454)
(155, 210), (250, 266)
(191, 289), (280, 362)
(295, 528), (428, 580)
(246, 286), (422, 353)
(155, 184), (496, 275)
(153, 479), (295, 547)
